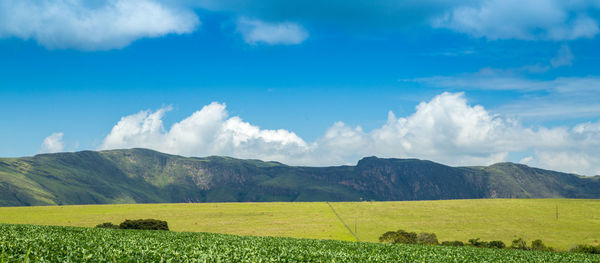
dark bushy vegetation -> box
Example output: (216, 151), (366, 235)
(441, 241), (464, 246)
(531, 239), (553, 252)
(511, 238), (529, 250)
(379, 230), (417, 244)
(571, 244), (600, 254)
(466, 238), (506, 249)
(488, 240), (506, 249)
(417, 232), (438, 245)
(120, 219), (169, 230)
(468, 238), (488, 248)
(95, 222), (119, 229)
(379, 230), (569, 253)
(379, 230), (439, 245)
(95, 219), (169, 231)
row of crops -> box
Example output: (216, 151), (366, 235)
(1, 224), (599, 262)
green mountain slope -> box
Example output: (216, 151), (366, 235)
(0, 148), (598, 206)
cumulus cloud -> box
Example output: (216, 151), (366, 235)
(101, 93), (600, 176)
(236, 17), (308, 45)
(40, 132), (65, 153)
(0, 0), (199, 50)
(101, 102), (310, 162)
(433, 0), (600, 40)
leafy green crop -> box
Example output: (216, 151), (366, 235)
(1, 224), (599, 262)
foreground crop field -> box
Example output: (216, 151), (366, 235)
(1, 224), (599, 262)
(0, 199), (599, 250)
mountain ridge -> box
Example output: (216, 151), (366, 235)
(0, 148), (598, 206)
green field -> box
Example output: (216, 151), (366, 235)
(1, 199), (599, 250)
(1, 224), (599, 262)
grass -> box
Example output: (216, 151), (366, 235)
(0, 202), (354, 241)
(0, 199), (599, 250)
(332, 199), (600, 250)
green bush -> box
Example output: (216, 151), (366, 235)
(571, 244), (600, 254)
(119, 219), (169, 231)
(379, 231), (400, 243)
(378, 230), (417, 244)
(488, 240), (506, 249)
(417, 232), (438, 245)
(379, 231), (554, 253)
(530, 239), (553, 251)
(441, 241), (464, 247)
(468, 238), (489, 248)
(397, 230), (417, 244)
(511, 238), (529, 250)
(95, 222), (119, 229)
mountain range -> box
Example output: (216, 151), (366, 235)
(1, 148), (598, 206)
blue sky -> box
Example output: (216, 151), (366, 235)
(1, 0), (600, 175)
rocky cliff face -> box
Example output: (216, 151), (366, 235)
(348, 157), (489, 200)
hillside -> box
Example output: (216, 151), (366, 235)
(0, 148), (599, 206)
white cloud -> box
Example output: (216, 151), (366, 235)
(3, 0), (598, 49)
(0, 0), (199, 50)
(521, 44), (574, 73)
(550, 45), (574, 68)
(412, 73), (600, 121)
(433, 0), (600, 40)
(236, 17), (308, 45)
(40, 132), (65, 153)
(100, 93), (600, 176)
(101, 102), (310, 162)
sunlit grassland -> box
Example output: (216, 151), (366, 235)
(0, 199), (599, 250)
(0, 202), (355, 241)
(332, 199), (600, 250)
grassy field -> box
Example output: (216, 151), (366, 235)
(0, 199), (599, 250)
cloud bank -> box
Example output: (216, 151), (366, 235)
(100, 93), (600, 176)
(0, 0), (199, 50)
(3, 0), (599, 50)
(201, 0), (600, 41)
(237, 17), (308, 45)
(433, 0), (600, 40)
(40, 132), (65, 153)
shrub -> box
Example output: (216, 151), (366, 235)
(417, 232), (438, 245)
(530, 239), (553, 251)
(119, 219), (169, 231)
(488, 240), (506, 249)
(511, 238), (529, 250)
(379, 231), (400, 243)
(396, 230), (417, 244)
(571, 244), (600, 254)
(378, 230), (417, 244)
(95, 222), (119, 229)
(468, 238), (488, 248)
(441, 241), (464, 247)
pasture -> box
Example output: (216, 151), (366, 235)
(0, 199), (599, 250)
